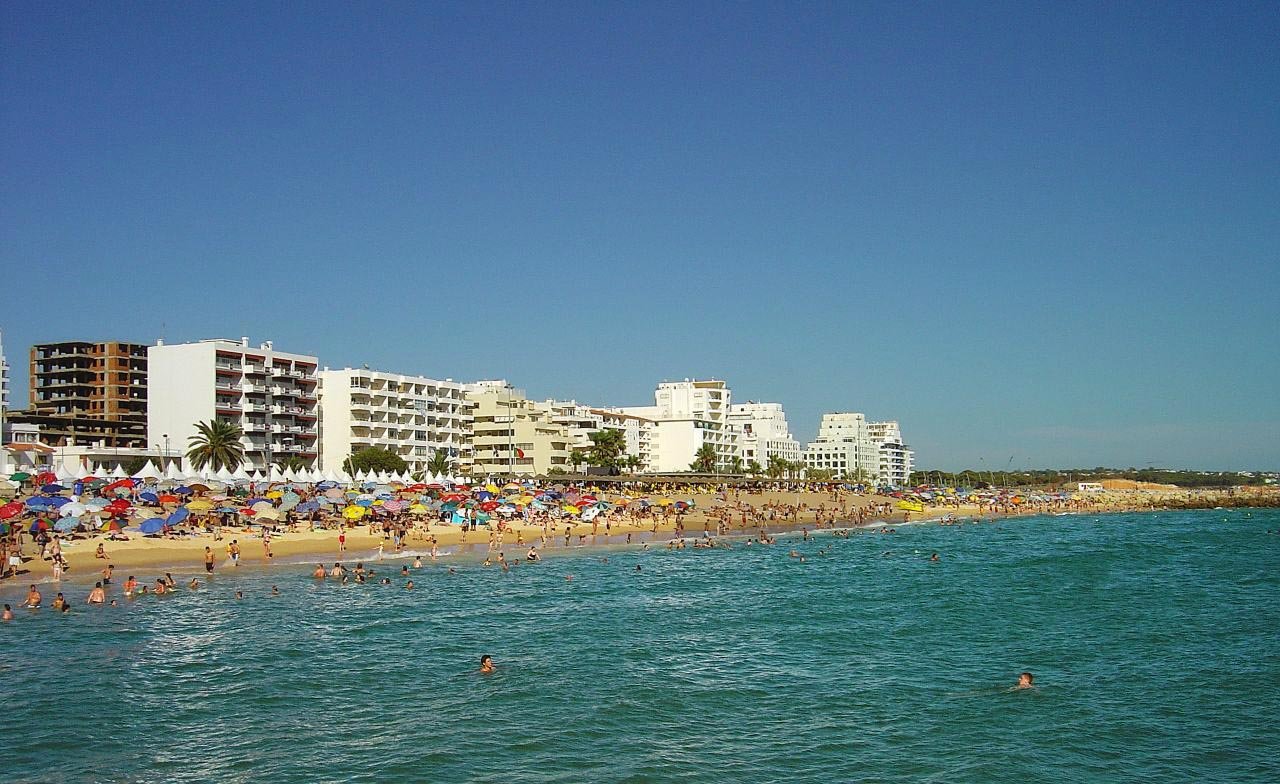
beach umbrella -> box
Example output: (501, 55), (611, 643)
(60, 502), (88, 518)
(255, 508), (281, 521)
(139, 492), (159, 503)
(168, 506), (191, 525)
(174, 486), (193, 496)
(324, 487), (344, 500)
(0, 502), (24, 519)
(36, 471), (57, 485)
(30, 519), (51, 532)
(9, 472), (31, 482)
(215, 506), (239, 514)
(41, 483), (66, 493)
(132, 508), (159, 520)
(342, 505), (367, 520)
(139, 518), (164, 535)
(408, 503), (429, 515)
(297, 499), (321, 513)
(157, 493), (179, 504)
(251, 501), (275, 515)
(101, 519), (122, 532)
(84, 498), (110, 510)
(53, 516), (80, 533)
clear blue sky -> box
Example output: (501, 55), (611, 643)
(3, 1), (1277, 470)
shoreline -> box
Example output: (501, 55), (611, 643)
(7, 492), (1269, 599)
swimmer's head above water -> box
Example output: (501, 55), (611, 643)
(1016, 672), (1034, 689)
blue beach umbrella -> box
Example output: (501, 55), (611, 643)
(168, 507), (190, 525)
(54, 517), (80, 532)
(41, 483), (66, 493)
(297, 500), (320, 513)
(173, 486), (193, 496)
(139, 518), (164, 535)
(216, 506), (239, 514)
(139, 492), (159, 503)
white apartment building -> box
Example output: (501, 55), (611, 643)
(803, 412), (881, 482)
(148, 338), (320, 471)
(541, 399), (656, 471)
(620, 379), (738, 473)
(318, 368), (470, 475)
(867, 420), (915, 488)
(727, 402), (801, 472)
(465, 381), (570, 476)
(804, 413), (915, 485)
(0, 329), (9, 457)
(592, 408), (655, 471)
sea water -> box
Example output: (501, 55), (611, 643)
(4, 509), (1278, 783)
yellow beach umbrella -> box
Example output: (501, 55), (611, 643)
(408, 504), (429, 515)
(656, 498), (674, 506)
(255, 508), (281, 521)
(485, 484), (500, 493)
(562, 504), (580, 514)
(343, 505), (366, 520)
(265, 490), (284, 499)
(186, 499), (214, 511)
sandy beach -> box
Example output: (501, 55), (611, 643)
(8, 484), (1250, 585)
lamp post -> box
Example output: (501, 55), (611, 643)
(163, 433), (170, 469)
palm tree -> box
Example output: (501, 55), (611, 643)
(625, 454), (643, 474)
(187, 419), (245, 472)
(426, 449), (455, 477)
(746, 460), (763, 477)
(690, 444), (717, 473)
(729, 456), (744, 475)
(569, 450), (587, 474)
(276, 456), (307, 473)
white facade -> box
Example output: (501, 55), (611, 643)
(592, 408), (655, 471)
(147, 338), (320, 471)
(727, 402), (801, 472)
(619, 379), (738, 472)
(867, 420), (914, 488)
(803, 412), (881, 482)
(804, 413), (915, 485)
(318, 368), (469, 475)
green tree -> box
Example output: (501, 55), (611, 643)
(426, 449), (455, 477)
(587, 429), (627, 473)
(625, 454), (643, 474)
(186, 419), (245, 472)
(745, 459), (763, 477)
(276, 455), (307, 473)
(729, 456), (744, 475)
(766, 454), (789, 479)
(807, 467), (836, 481)
(122, 457), (148, 476)
(690, 443), (717, 473)
(343, 447), (408, 476)
(569, 450), (587, 474)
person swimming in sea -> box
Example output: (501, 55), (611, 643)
(1014, 672), (1034, 689)
(479, 654), (495, 674)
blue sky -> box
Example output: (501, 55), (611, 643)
(2, 1), (1277, 470)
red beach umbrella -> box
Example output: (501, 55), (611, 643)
(0, 501), (24, 519)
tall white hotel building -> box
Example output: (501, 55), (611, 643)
(147, 337), (320, 470)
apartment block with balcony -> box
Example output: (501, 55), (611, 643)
(618, 379), (738, 473)
(11, 340), (149, 448)
(148, 337), (319, 470)
(317, 368), (470, 475)
(465, 381), (570, 477)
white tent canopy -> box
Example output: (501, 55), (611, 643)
(136, 461), (164, 481)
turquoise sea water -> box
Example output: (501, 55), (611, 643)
(5, 509), (1279, 783)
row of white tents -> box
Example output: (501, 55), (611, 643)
(40, 457), (468, 487)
